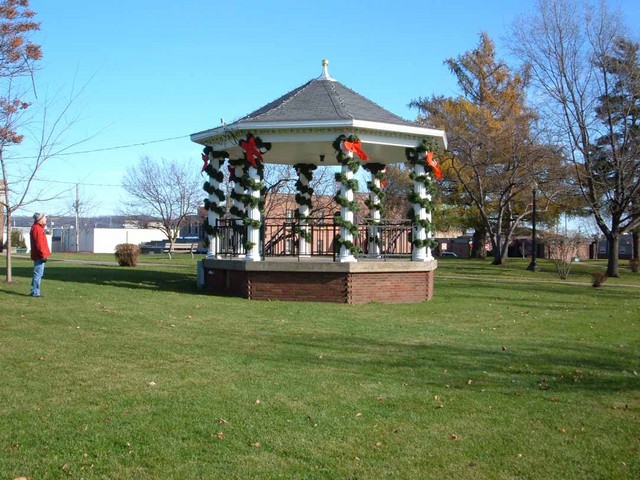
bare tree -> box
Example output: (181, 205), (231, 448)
(122, 156), (202, 254)
(1, 1), (89, 282)
(511, 0), (640, 276)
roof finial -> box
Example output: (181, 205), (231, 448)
(321, 59), (335, 81)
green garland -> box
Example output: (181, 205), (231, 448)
(238, 133), (270, 252)
(201, 147), (228, 217)
(294, 164), (316, 243)
(363, 164), (386, 248)
(331, 135), (364, 256)
(405, 139), (439, 251)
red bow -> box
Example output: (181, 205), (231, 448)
(201, 153), (209, 173)
(426, 151), (443, 180)
(342, 140), (369, 161)
(241, 136), (263, 169)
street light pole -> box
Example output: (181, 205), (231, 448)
(527, 185), (538, 271)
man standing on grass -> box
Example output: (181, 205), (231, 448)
(29, 213), (51, 298)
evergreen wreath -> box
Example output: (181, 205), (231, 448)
(405, 139), (440, 250)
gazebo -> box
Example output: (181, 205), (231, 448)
(191, 60), (447, 304)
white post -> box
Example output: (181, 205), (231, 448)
(297, 167), (311, 256)
(412, 163), (433, 261)
(231, 164), (246, 257)
(207, 153), (224, 258)
(244, 165), (262, 262)
(339, 160), (357, 263)
(369, 171), (381, 257)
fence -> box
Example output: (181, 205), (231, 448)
(213, 217), (415, 260)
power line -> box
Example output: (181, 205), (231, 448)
(32, 177), (121, 187)
(12, 134), (192, 160)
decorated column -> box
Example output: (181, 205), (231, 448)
(228, 159), (246, 257)
(364, 163), (386, 257)
(333, 134), (369, 263)
(239, 133), (271, 262)
(201, 146), (228, 258)
(406, 140), (442, 262)
(295, 164), (316, 256)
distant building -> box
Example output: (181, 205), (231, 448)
(596, 234), (634, 259)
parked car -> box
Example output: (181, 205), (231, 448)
(440, 251), (458, 257)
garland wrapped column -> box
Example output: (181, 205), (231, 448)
(332, 135), (369, 263)
(201, 146), (228, 258)
(364, 163), (386, 257)
(295, 164), (316, 256)
(406, 140), (441, 262)
(228, 159), (246, 257)
(239, 133), (271, 262)
(244, 164), (263, 261)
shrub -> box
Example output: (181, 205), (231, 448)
(630, 258), (639, 273)
(591, 271), (608, 288)
(2, 229), (26, 249)
(115, 243), (140, 267)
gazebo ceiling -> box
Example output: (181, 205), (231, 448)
(191, 60), (447, 166)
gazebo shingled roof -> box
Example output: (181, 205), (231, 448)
(235, 77), (417, 126)
(191, 60), (447, 165)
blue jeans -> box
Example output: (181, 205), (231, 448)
(31, 259), (46, 296)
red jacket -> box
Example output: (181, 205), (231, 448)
(30, 222), (51, 261)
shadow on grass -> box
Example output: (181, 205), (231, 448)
(7, 264), (199, 295)
(255, 332), (639, 394)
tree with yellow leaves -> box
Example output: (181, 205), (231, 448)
(411, 33), (570, 265)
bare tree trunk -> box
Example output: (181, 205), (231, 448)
(471, 229), (487, 259)
(606, 232), (620, 277)
(4, 208), (12, 283)
(633, 229), (639, 260)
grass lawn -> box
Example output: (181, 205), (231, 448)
(1, 255), (638, 479)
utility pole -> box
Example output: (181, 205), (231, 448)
(75, 183), (80, 253)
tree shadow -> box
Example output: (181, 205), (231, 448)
(7, 264), (199, 295)
(254, 331), (639, 394)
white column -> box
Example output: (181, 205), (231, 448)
(339, 161), (357, 263)
(244, 165), (262, 262)
(231, 164), (246, 257)
(206, 154), (224, 258)
(411, 163), (434, 261)
(297, 168), (311, 256)
(368, 171), (381, 257)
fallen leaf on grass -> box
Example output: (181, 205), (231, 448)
(254, 399), (261, 405)
(218, 418), (228, 425)
(251, 442), (261, 448)
(450, 434), (460, 441)
(355, 412), (362, 418)
(216, 432), (225, 440)
(374, 442), (382, 448)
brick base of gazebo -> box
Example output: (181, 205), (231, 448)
(201, 258), (436, 304)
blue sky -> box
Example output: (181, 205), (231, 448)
(11, 0), (640, 217)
